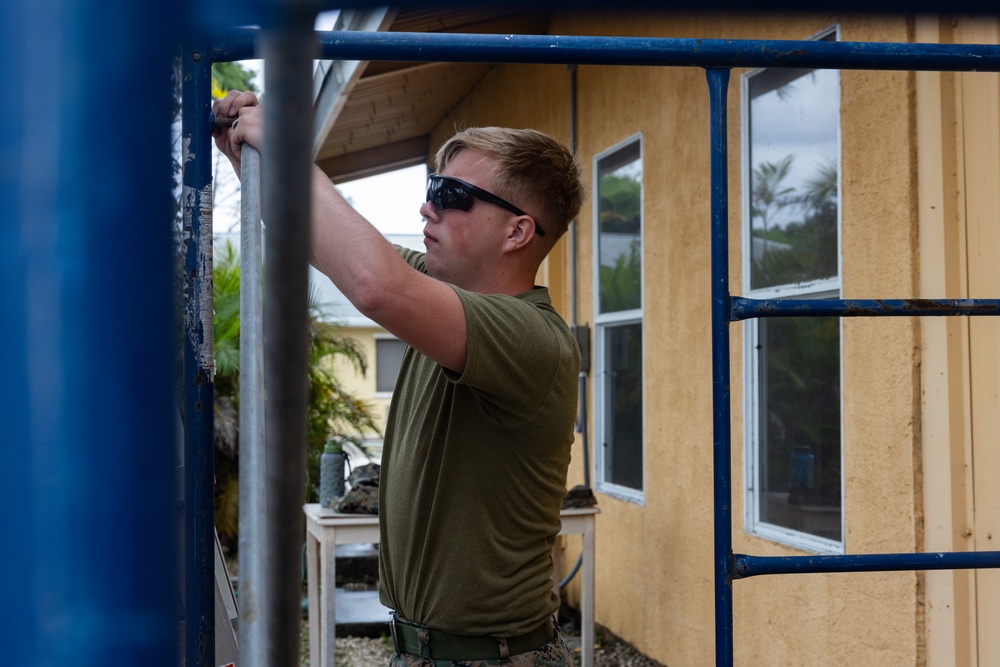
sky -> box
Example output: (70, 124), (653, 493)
(214, 132), (426, 237)
(337, 164), (427, 236)
(214, 11), (427, 239)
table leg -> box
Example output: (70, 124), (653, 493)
(320, 528), (338, 667)
(581, 519), (595, 667)
(306, 528), (320, 667)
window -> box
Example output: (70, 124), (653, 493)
(375, 336), (406, 394)
(593, 135), (644, 501)
(742, 29), (842, 551)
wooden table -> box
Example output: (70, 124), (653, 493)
(303, 504), (598, 667)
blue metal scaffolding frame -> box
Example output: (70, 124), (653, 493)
(7, 9), (1000, 664)
(202, 29), (1000, 666)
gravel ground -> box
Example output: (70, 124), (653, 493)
(299, 620), (664, 666)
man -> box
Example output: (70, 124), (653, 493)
(213, 91), (584, 666)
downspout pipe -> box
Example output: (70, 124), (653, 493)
(566, 65), (590, 486)
(568, 63), (591, 489)
(561, 63), (589, 592)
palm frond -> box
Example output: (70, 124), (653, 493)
(214, 396), (239, 455)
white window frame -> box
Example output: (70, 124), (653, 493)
(740, 26), (845, 554)
(593, 133), (645, 505)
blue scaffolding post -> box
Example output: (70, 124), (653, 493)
(181, 39), (219, 667)
(2, 0), (182, 664)
(706, 66), (736, 666)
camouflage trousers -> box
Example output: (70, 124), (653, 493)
(388, 624), (574, 667)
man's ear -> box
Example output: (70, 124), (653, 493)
(504, 215), (537, 252)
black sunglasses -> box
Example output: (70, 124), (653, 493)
(426, 174), (545, 237)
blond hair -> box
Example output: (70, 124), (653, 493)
(434, 127), (584, 243)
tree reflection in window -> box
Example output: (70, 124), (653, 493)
(595, 137), (644, 496)
(751, 155), (838, 289)
(598, 146), (642, 314)
(746, 54), (842, 544)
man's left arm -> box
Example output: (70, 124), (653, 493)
(211, 90), (469, 373)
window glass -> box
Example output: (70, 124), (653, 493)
(744, 33), (842, 548)
(597, 141), (642, 314)
(594, 136), (644, 499)
(757, 316), (841, 541)
(375, 338), (406, 393)
(749, 67), (839, 290)
(603, 321), (643, 490)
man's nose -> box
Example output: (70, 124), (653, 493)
(418, 200), (438, 221)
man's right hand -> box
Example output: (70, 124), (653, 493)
(211, 90), (262, 177)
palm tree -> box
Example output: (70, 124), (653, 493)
(751, 154), (796, 238)
(211, 241), (381, 544)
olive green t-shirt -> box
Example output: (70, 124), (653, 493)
(377, 247), (580, 637)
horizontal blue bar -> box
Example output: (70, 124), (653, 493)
(208, 29), (1000, 74)
(734, 550), (1000, 579)
(730, 297), (1000, 320)
(209, 28), (259, 63)
(305, 31), (1000, 72)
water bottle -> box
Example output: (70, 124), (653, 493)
(319, 438), (346, 508)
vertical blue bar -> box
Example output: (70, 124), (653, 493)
(0, 0), (179, 664)
(182, 44), (216, 667)
(706, 67), (734, 667)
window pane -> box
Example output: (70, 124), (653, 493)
(749, 67), (839, 290)
(375, 338), (406, 393)
(597, 142), (642, 313)
(603, 322), (643, 491)
(757, 316), (841, 540)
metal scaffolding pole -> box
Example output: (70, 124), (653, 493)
(239, 144), (268, 666)
(259, 15), (316, 667)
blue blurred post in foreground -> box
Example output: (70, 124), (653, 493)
(0, 0), (182, 663)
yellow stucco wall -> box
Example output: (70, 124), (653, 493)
(330, 325), (394, 439)
(422, 11), (999, 666)
(916, 16), (1000, 666)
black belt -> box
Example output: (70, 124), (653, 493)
(389, 613), (554, 661)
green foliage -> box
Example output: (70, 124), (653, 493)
(210, 241), (382, 542)
(749, 155), (838, 289)
(302, 300), (381, 503)
(598, 172), (642, 313)
(606, 323), (643, 490)
(598, 173), (641, 234)
(599, 242), (641, 313)
(212, 62), (259, 96)
(760, 316), (841, 505)
(749, 155), (842, 509)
